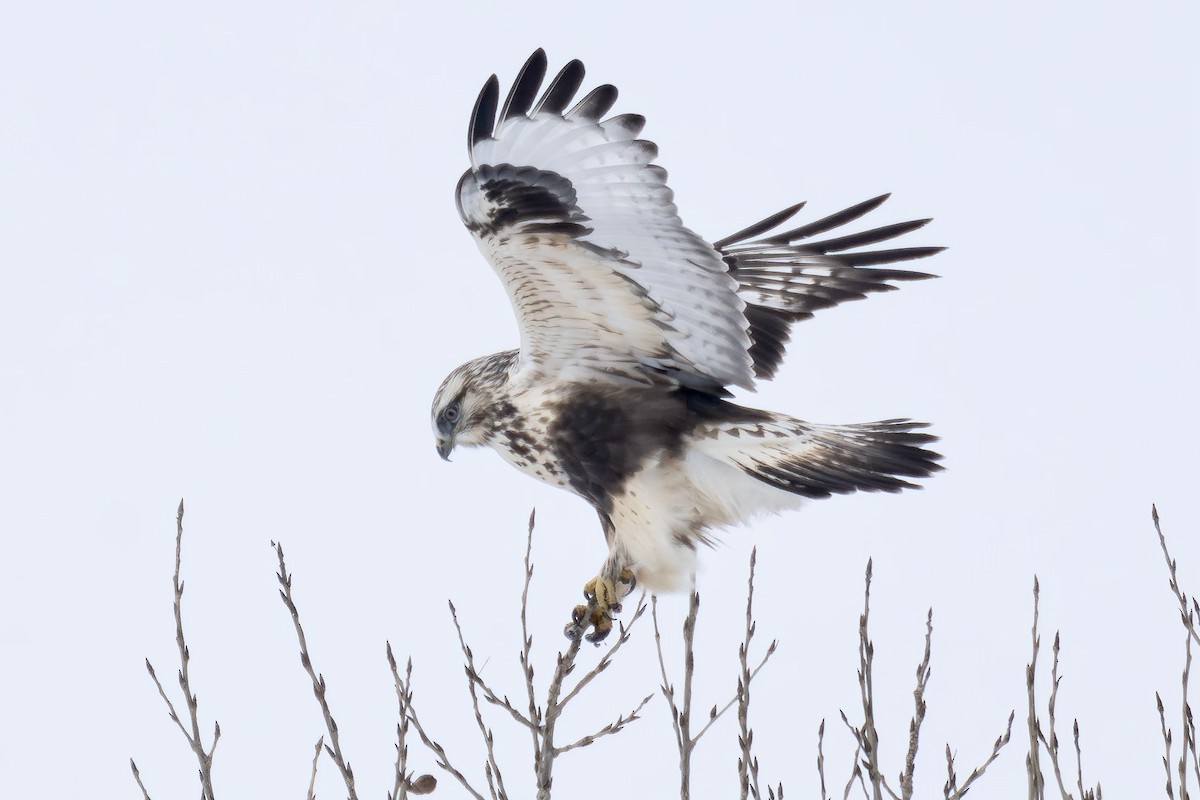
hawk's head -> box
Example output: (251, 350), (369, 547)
(431, 350), (518, 461)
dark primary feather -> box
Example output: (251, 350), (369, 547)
(469, 75), (500, 150)
(712, 202), (806, 250)
(568, 84), (619, 121)
(499, 49), (548, 124)
(718, 195), (943, 380)
(758, 193), (893, 244)
(532, 59), (586, 116)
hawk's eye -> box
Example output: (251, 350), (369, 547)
(443, 403), (460, 424)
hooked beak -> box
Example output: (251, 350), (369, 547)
(436, 437), (454, 462)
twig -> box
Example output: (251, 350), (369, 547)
(449, 602), (509, 800)
(557, 596), (647, 712)
(1183, 625), (1194, 800)
(653, 588), (701, 800)
(391, 649), (485, 800)
(519, 511), (542, 763)
(1155, 506), (1200, 649)
(535, 632), (583, 799)
(1161, 692), (1178, 800)
(306, 736), (323, 800)
(738, 548), (778, 800)
(140, 500), (219, 800)
(130, 759), (153, 800)
(944, 712), (1014, 800)
(1027, 576), (1045, 800)
(854, 559), (899, 800)
(900, 610), (933, 800)
(818, 720), (829, 800)
(555, 692), (655, 755)
(1155, 505), (1200, 800)
(1037, 632), (1072, 799)
(274, 541), (357, 800)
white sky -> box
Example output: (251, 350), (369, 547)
(1, 1), (1197, 798)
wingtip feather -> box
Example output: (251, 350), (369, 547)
(469, 75), (500, 153)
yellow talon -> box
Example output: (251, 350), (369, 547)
(565, 568), (637, 643)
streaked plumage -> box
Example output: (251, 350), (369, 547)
(432, 50), (943, 639)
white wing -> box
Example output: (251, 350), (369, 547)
(456, 50), (754, 392)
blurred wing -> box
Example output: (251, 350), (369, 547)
(456, 50), (754, 392)
(716, 195), (944, 380)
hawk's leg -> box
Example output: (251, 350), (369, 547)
(564, 565), (636, 643)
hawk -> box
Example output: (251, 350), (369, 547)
(431, 50), (943, 641)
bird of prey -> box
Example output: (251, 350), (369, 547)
(432, 50), (943, 641)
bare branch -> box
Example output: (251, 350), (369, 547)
(738, 548), (777, 800)
(536, 633), (584, 798)
(855, 559), (899, 800)
(946, 712), (1014, 800)
(557, 595), (647, 713)
(448, 602), (509, 800)
(274, 541), (356, 800)
(1027, 576), (1045, 800)
(1155, 506), (1200, 649)
(451, 600), (535, 733)
(555, 692), (654, 755)
(391, 651), (486, 800)
(130, 759), (153, 800)
(818, 720), (829, 800)
(1036, 632), (1072, 800)
(900, 609), (933, 800)
(519, 510), (543, 766)
(1160, 692), (1178, 800)
(141, 501), (218, 800)
(306, 736), (323, 800)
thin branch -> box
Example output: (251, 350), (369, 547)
(652, 595), (685, 756)
(738, 548), (777, 800)
(653, 588), (702, 800)
(536, 632), (584, 799)
(274, 541), (356, 800)
(1155, 506), (1200, 649)
(448, 602), (509, 800)
(1161, 692), (1178, 800)
(1027, 576), (1045, 800)
(306, 736), (323, 800)
(141, 500), (218, 800)
(391, 650), (486, 800)
(129, 759), (153, 800)
(554, 692), (654, 755)
(1183, 625), (1194, 800)
(691, 647), (775, 745)
(900, 610), (933, 800)
(818, 720), (830, 800)
(519, 510), (543, 766)
(855, 559), (899, 800)
(451, 600), (534, 729)
(557, 595), (647, 713)
(945, 712), (1014, 800)
(1037, 632), (1072, 800)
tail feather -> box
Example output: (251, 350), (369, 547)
(693, 417), (943, 502)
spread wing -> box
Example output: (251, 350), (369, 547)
(716, 195), (945, 380)
(456, 50), (754, 392)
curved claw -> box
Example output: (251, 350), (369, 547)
(562, 568), (637, 643)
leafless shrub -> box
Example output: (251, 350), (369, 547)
(1154, 504), (1200, 800)
(133, 502), (1199, 798)
(652, 548), (779, 799)
(393, 510), (652, 800)
(131, 500), (220, 800)
(836, 558), (1013, 800)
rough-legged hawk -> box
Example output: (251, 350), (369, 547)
(431, 50), (942, 641)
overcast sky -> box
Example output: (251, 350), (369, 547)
(2, 1), (1197, 798)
